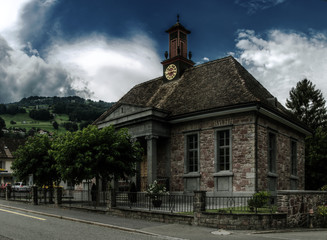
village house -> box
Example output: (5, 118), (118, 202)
(0, 138), (26, 185)
(94, 18), (311, 196)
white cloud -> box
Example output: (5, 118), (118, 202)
(0, 35), (89, 103)
(0, 0), (32, 48)
(0, 0), (92, 103)
(235, 0), (286, 14)
(46, 34), (162, 102)
(0, 0), (162, 103)
(234, 29), (327, 105)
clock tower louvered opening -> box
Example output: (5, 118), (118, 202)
(162, 15), (195, 81)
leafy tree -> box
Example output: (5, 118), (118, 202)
(286, 79), (327, 131)
(6, 104), (26, 115)
(51, 125), (143, 185)
(52, 121), (59, 130)
(286, 79), (327, 189)
(79, 121), (92, 130)
(62, 122), (78, 132)
(0, 117), (5, 137)
(12, 135), (60, 186)
(29, 109), (53, 121)
(304, 127), (327, 189)
(0, 104), (6, 114)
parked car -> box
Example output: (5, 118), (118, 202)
(12, 182), (30, 192)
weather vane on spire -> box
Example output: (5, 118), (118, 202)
(177, 14), (180, 23)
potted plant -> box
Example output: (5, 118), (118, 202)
(146, 180), (169, 207)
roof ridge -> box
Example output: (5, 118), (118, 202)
(229, 57), (261, 102)
(186, 55), (234, 72)
(132, 76), (163, 89)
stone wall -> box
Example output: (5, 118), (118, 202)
(169, 112), (305, 195)
(108, 208), (194, 225)
(170, 113), (257, 193)
(277, 190), (327, 227)
(195, 212), (287, 230)
(108, 207), (287, 230)
(256, 116), (305, 192)
(232, 117), (256, 193)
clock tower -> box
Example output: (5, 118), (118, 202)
(162, 15), (195, 81)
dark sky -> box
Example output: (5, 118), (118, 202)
(1, 0), (327, 104)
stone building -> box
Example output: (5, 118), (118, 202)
(94, 19), (311, 196)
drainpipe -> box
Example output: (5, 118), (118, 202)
(255, 104), (260, 193)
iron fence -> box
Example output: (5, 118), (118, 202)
(10, 189), (32, 202)
(0, 188), (5, 198)
(1, 187), (277, 215)
(37, 188), (54, 204)
(62, 190), (108, 209)
(206, 195), (277, 213)
(116, 192), (193, 213)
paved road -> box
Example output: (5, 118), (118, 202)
(0, 207), (163, 240)
(0, 199), (326, 240)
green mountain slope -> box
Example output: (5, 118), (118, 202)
(0, 96), (114, 136)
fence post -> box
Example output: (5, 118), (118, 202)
(277, 192), (288, 213)
(32, 186), (38, 205)
(54, 187), (62, 205)
(193, 191), (206, 226)
(5, 185), (11, 200)
(107, 188), (116, 210)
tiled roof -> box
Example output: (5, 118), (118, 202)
(0, 138), (25, 159)
(94, 56), (306, 129)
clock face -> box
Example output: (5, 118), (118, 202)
(165, 64), (177, 80)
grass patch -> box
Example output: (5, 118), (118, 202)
(1, 113), (68, 134)
(177, 206), (277, 215)
(206, 206), (277, 214)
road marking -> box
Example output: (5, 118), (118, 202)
(0, 208), (46, 221)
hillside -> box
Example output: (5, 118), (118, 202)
(0, 96), (114, 136)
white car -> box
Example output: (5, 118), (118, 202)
(12, 182), (31, 192)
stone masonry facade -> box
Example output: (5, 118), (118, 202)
(169, 112), (305, 194)
(277, 190), (327, 228)
(257, 116), (305, 192)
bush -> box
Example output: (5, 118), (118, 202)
(317, 205), (327, 216)
(321, 185), (327, 191)
(248, 191), (270, 211)
(317, 205), (327, 227)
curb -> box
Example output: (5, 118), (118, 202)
(251, 228), (327, 234)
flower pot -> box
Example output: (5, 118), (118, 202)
(152, 199), (162, 208)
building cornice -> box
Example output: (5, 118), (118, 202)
(169, 104), (311, 136)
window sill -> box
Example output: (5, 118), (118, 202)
(213, 171), (234, 177)
(290, 175), (299, 180)
(267, 172), (278, 178)
(183, 172), (201, 178)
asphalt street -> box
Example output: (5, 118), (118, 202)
(0, 199), (326, 240)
